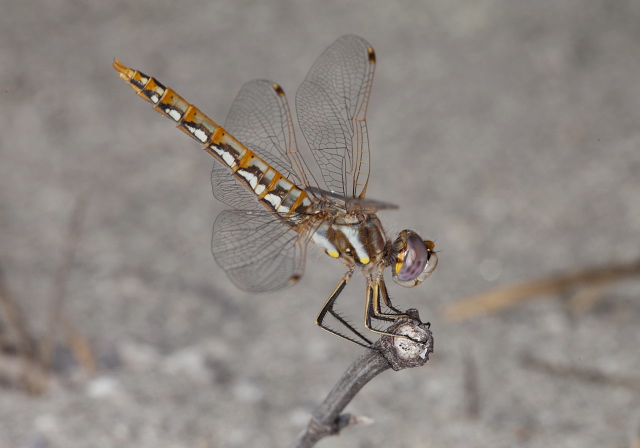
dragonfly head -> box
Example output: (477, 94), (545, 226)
(390, 230), (438, 288)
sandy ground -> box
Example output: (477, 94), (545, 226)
(1, 1), (639, 447)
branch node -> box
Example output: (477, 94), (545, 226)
(307, 415), (335, 437)
(377, 309), (434, 371)
(335, 413), (374, 432)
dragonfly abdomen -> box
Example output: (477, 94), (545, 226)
(113, 59), (312, 217)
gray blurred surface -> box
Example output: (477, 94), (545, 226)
(1, 1), (639, 447)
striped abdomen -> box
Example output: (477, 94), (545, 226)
(113, 59), (312, 217)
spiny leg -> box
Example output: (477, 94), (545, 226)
(364, 279), (422, 341)
(376, 277), (405, 315)
(366, 282), (395, 323)
(371, 277), (408, 320)
(377, 277), (431, 330)
(316, 269), (372, 347)
(364, 282), (399, 337)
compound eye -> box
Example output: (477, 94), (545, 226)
(397, 235), (430, 282)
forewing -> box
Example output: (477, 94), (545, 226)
(211, 210), (306, 292)
(304, 186), (397, 212)
(212, 80), (314, 209)
(296, 35), (375, 199)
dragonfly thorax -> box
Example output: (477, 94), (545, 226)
(311, 213), (387, 269)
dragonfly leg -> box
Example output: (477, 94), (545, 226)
(378, 277), (431, 330)
(366, 282), (394, 323)
(371, 277), (408, 320)
(376, 277), (406, 315)
(316, 269), (373, 347)
(365, 279), (424, 341)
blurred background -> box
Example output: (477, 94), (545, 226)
(1, 1), (639, 447)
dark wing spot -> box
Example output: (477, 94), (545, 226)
(273, 84), (286, 97)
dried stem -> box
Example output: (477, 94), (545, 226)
(0, 266), (43, 391)
(445, 259), (640, 321)
(290, 309), (433, 448)
(0, 197), (95, 394)
(40, 197), (87, 371)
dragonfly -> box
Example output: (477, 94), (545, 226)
(113, 35), (437, 347)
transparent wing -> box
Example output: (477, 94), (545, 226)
(212, 79), (315, 209)
(211, 164), (256, 210)
(211, 209), (307, 292)
(296, 35), (375, 199)
(304, 186), (397, 213)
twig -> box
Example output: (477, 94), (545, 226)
(444, 259), (640, 321)
(40, 196), (97, 379)
(40, 197), (86, 371)
(0, 197), (96, 394)
(0, 267), (36, 360)
(290, 309), (433, 448)
(0, 266), (44, 392)
(566, 283), (605, 314)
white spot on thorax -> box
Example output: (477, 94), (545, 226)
(311, 228), (338, 256)
(341, 225), (368, 263)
